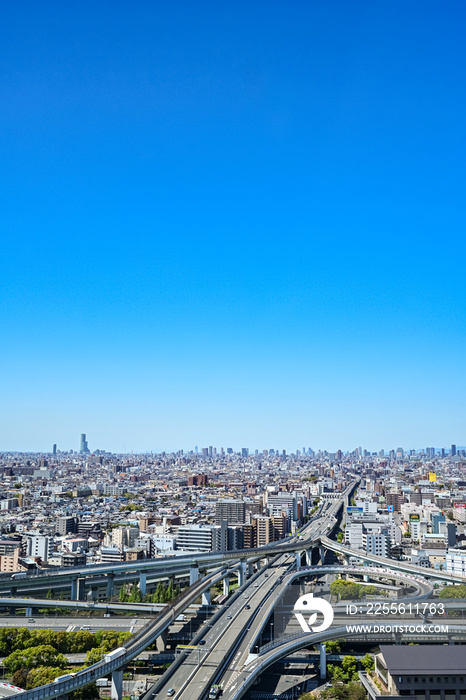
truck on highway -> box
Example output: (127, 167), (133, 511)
(104, 647), (126, 663)
(209, 684), (222, 698)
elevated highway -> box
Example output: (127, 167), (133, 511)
(223, 622), (466, 700)
(320, 536), (466, 583)
(0, 485), (354, 700)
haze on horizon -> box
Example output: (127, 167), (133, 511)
(2, 1), (466, 453)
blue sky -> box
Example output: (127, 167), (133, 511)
(1, 1), (465, 453)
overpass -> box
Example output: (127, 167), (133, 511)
(0, 484), (356, 700)
(320, 536), (466, 584)
(223, 623), (466, 700)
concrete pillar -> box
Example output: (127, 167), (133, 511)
(247, 562), (254, 577)
(9, 606), (15, 616)
(139, 572), (147, 597)
(238, 562), (247, 587)
(156, 629), (168, 652)
(319, 545), (325, 565)
(106, 573), (115, 598)
(111, 669), (123, 700)
(305, 549), (312, 567)
(25, 607), (33, 617)
(363, 574), (369, 583)
(202, 590), (211, 606)
(296, 552), (301, 570)
(319, 643), (326, 680)
(189, 566), (199, 585)
(223, 576), (230, 596)
(71, 577), (85, 601)
(71, 577), (78, 601)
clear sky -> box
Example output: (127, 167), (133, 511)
(2, 1), (466, 454)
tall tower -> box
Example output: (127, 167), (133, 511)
(52, 444), (57, 456)
(80, 434), (89, 454)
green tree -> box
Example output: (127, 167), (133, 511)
(4, 645), (66, 674)
(70, 683), (100, 700)
(342, 655), (358, 680)
(439, 584), (466, 598)
(361, 653), (374, 671)
(46, 588), (53, 600)
(337, 532), (344, 543)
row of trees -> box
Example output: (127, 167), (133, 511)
(327, 653), (374, 682)
(329, 579), (387, 600)
(118, 580), (181, 603)
(0, 628), (130, 658)
(12, 664), (99, 699)
(438, 584), (466, 598)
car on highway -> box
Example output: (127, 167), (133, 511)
(245, 604), (250, 610)
(80, 626), (91, 631)
(27, 618), (35, 624)
(198, 640), (206, 645)
(167, 689), (176, 696)
(227, 614), (232, 619)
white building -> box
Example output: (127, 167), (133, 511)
(25, 535), (54, 562)
(446, 548), (466, 576)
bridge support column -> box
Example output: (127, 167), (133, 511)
(156, 629), (168, 652)
(202, 590), (211, 606)
(319, 643), (327, 680)
(139, 572), (147, 597)
(25, 607), (33, 617)
(106, 573), (115, 599)
(189, 566), (199, 585)
(71, 577), (78, 601)
(223, 576), (230, 596)
(248, 562), (254, 577)
(9, 606), (16, 616)
(111, 669), (123, 700)
(319, 545), (326, 565)
(71, 577), (85, 601)
(363, 574), (369, 582)
(238, 562), (247, 587)
(305, 549), (312, 567)
(296, 552), (301, 570)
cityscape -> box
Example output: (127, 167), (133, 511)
(3, 1), (466, 699)
(0, 439), (465, 698)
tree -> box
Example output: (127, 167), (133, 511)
(337, 532), (344, 543)
(320, 638), (345, 654)
(4, 645), (66, 674)
(70, 684), (100, 700)
(439, 584), (466, 598)
(13, 666), (65, 690)
(361, 653), (374, 671)
(341, 655), (358, 680)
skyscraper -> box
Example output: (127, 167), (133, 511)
(52, 444), (57, 456)
(80, 434), (89, 454)
(451, 444), (457, 457)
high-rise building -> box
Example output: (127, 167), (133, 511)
(52, 444), (57, 456)
(241, 448), (249, 458)
(451, 444), (457, 456)
(80, 434), (89, 454)
(215, 499), (246, 525)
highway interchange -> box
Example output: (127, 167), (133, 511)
(4, 481), (466, 700)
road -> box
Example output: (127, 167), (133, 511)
(143, 488), (350, 700)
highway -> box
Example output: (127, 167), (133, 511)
(0, 483), (354, 700)
(141, 491), (351, 700)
